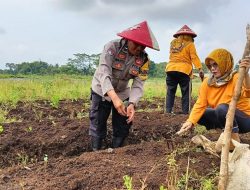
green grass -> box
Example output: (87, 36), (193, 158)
(143, 77), (202, 100)
(0, 75), (92, 104)
(0, 74), (202, 105)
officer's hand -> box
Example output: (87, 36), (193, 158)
(126, 104), (135, 124)
(113, 100), (127, 116)
(113, 99), (127, 116)
(107, 90), (127, 116)
(176, 121), (194, 136)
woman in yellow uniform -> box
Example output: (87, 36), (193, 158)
(180, 49), (250, 138)
(165, 25), (204, 114)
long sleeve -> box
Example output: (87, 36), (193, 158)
(166, 41), (201, 76)
(92, 42), (115, 96)
(129, 77), (145, 105)
(242, 86), (250, 97)
(189, 43), (202, 69)
(129, 59), (150, 104)
(187, 79), (208, 124)
(92, 39), (149, 103)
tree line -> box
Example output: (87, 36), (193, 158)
(0, 53), (208, 77)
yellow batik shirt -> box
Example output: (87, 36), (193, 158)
(165, 41), (202, 76)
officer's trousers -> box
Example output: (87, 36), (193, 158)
(89, 90), (132, 139)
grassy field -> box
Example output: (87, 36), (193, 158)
(143, 77), (201, 100)
(0, 74), (202, 105)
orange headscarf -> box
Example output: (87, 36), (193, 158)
(205, 48), (236, 87)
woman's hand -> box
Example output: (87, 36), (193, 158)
(176, 121), (194, 135)
(239, 56), (250, 72)
(240, 56), (250, 88)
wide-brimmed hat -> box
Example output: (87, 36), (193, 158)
(173, 25), (197, 38)
(117, 21), (160, 51)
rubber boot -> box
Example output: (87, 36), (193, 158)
(91, 137), (102, 151)
(112, 137), (125, 148)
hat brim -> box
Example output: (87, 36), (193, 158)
(117, 33), (160, 51)
(116, 21), (160, 51)
(173, 32), (197, 38)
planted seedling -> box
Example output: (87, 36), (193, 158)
(0, 125), (4, 134)
(123, 175), (133, 190)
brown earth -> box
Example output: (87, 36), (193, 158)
(0, 97), (249, 190)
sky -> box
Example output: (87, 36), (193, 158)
(0, 0), (249, 69)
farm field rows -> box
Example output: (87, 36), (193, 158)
(1, 76), (249, 189)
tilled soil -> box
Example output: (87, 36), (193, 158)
(0, 97), (248, 190)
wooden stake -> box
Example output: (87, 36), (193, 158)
(218, 24), (250, 190)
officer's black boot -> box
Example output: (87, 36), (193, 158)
(91, 137), (102, 151)
(112, 137), (126, 148)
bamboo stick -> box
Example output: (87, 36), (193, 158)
(218, 24), (250, 190)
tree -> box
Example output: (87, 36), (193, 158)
(59, 64), (81, 75)
(67, 53), (100, 75)
(14, 61), (49, 74)
(5, 63), (17, 74)
(192, 62), (208, 74)
(149, 61), (167, 78)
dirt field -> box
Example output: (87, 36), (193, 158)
(1, 97), (249, 190)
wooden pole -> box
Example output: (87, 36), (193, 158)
(218, 24), (250, 190)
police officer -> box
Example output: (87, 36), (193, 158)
(89, 21), (160, 151)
